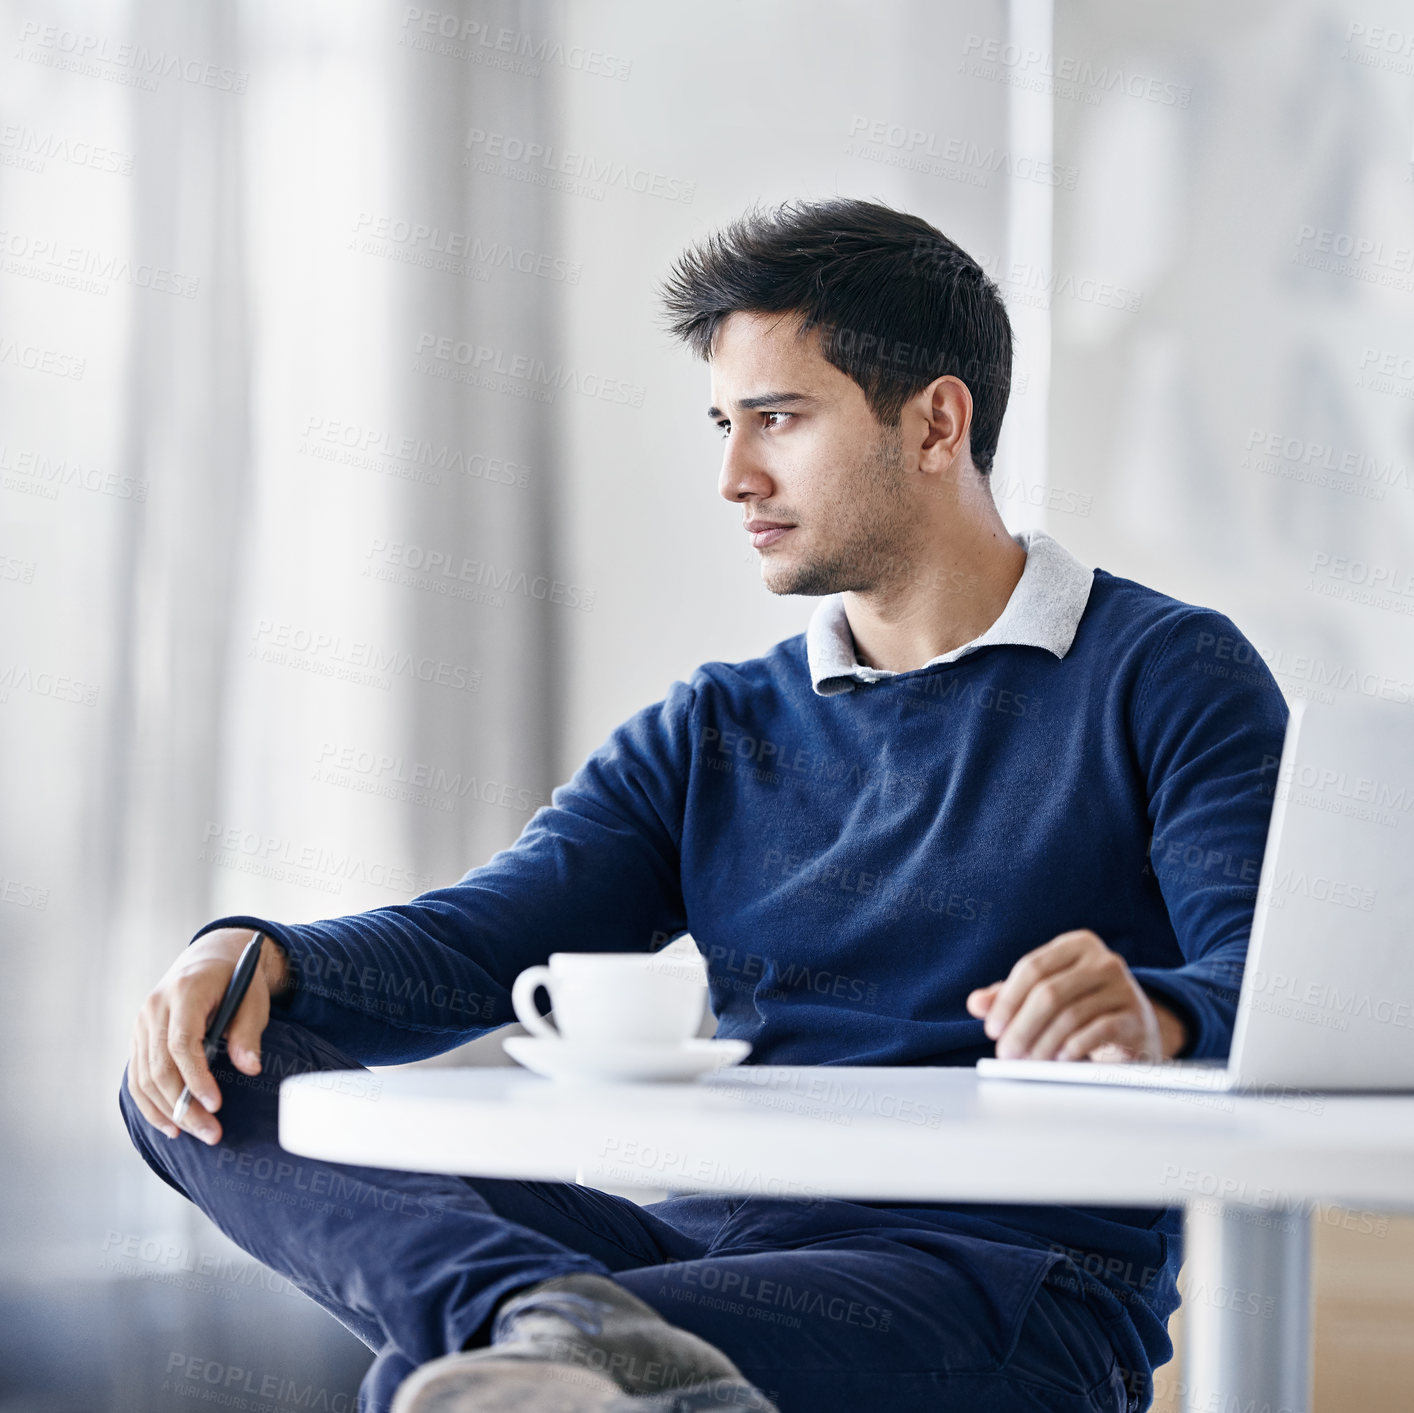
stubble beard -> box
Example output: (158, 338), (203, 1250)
(760, 430), (915, 598)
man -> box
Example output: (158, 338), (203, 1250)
(123, 198), (1287, 1413)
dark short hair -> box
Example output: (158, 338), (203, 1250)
(660, 198), (1012, 474)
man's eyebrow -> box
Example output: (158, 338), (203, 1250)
(706, 391), (818, 419)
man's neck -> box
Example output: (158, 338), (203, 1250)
(843, 513), (1028, 674)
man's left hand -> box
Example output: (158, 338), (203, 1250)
(965, 929), (1187, 1062)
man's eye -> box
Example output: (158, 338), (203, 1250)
(762, 411), (791, 429)
(717, 420), (731, 439)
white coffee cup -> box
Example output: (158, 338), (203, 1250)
(511, 952), (706, 1046)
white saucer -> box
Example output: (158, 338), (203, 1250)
(502, 1036), (751, 1083)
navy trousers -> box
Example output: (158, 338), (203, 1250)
(120, 1019), (1139, 1413)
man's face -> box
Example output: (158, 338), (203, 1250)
(708, 310), (919, 597)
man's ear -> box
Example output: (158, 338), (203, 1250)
(916, 375), (973, 470)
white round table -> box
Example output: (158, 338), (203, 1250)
(282, 1063), (1414, 1410)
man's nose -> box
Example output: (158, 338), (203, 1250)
(718, 434), (772, 504)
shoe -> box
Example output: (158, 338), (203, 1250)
(390, 1273), (779, 1411)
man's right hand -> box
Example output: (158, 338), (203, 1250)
(127, 927), (289, 1146)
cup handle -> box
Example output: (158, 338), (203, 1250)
(512, 965), (558, 1039)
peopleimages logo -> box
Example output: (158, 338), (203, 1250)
(1342, 21), (1414, 75)
(162, 1353), (352, 1412)
(350, 213), (581, 285)
(1241, 428), (1409, 501)
(363, 538), (597, 612)
(15, 20), (249, 93)
(0, 662), (100, 706)
(414, 332), (645, 406)
(1193, 628), (1414, 710)
(298, 416), (531, 490)
(845, 116), (1079, 190)
(314, 742), (546, 816)
(199, 822), (432, 895)
(0, 227), (199, 298)
(1293, 224), (1414, 293)
(0, 334), (84, 380)
(1310, 552), (1414, 591)
(975, 253), (1142, 313)
(0, 123), (134, 175)
(1354, 347), (1414, 402)
(400, 8), (631, 81)
(463, 127), (695, 204)
(1266, 866), (1376, 913)
(958, 34), (1190, 108)
(250, 619), (482, 694)
(1, 876), (48, 909)
(0, 443), (147, 501)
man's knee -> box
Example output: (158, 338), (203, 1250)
(117, 1018), (361, 1178)
(118, 1064), (190, 1196)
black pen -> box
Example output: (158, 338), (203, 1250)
(172, 931), (265, 1131)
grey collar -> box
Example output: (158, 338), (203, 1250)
(805, 528), (1095, 697)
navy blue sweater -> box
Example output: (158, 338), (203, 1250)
(198, 566), (1288, 1382)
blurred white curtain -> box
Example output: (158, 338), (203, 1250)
(2, 0), (1025, 1403)
(2, 0), (567, 1279)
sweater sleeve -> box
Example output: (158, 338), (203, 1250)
(191, 679), (696, 1064)
(1125, 610), (1289, 1060)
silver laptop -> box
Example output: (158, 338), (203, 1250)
(976, 693), (1414, 1093)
